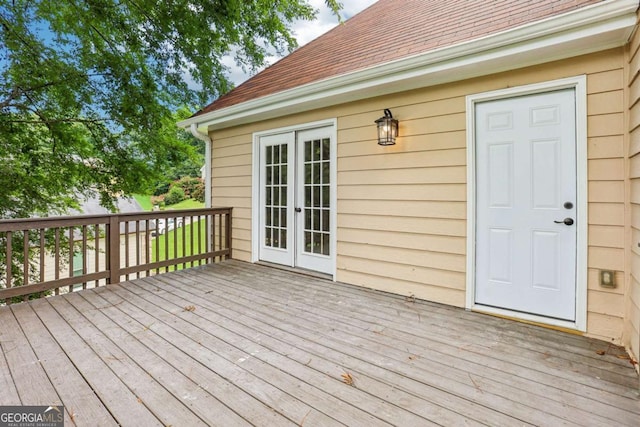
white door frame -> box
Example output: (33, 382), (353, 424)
(465, 76), (587, 331)
(251, 119), (338, 279)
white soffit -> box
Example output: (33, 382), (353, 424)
(179, 0), (638, 132)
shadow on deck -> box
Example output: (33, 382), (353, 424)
(1, 260), (638, 426)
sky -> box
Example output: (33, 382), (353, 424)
(223, 0), (378, 86)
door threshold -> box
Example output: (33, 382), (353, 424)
(255, 261), (334, 281)
(471, 304), (584, 334)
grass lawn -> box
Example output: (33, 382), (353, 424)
(151, 219), (208, 271)
(133, 193), (153, 211)
(166, 198), (204, 210)
(132, 194), (204, 212)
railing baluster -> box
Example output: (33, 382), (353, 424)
(218, 212), (223, 262)
(145, 219), (150, 277)
(23, 231), (29, 301)
(54, 228), (60, 295)
(173, 218), (178, 272)
(39, 229), (45, 285)
(5, 231), (12, 305)
(190, 215), (194, 268)
(197, 215), (202, 266)
(94, 224), (100, 287)
(82, 225), (88, 290)
(182, 216), (186, 270)
(226, 210), (232, 260)
(135, 220), (141, 279)
(155, 219), (160, 275)
(164, 219), (169, 273)
(205, 214), (210, 264)
(124, 221), (130, 281)
(68, 226), (74, 293)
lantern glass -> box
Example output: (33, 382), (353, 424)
(375, 109), (398, 146)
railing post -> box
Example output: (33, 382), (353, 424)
(226, 209), (232, 260)
(108, 215), (120, 284)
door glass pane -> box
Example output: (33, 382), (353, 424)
(322, 138), (330, 161)
(322, 185), (330, 207)
(264, 142), (288, 250)
(301, 136), (331, 257)
(322, 233), (330, 255)
(305, 231), (312, 252)
(305, 163), (311, 184)
(322, 162), (330, 184)
(266, 186), (272, 205)
(280, 229), (287, 249)
(305, 209), (311, 230)
(322, 209), (330, 232)
(305, 140), (312, 162)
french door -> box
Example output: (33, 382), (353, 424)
(258, 127), (334, 274)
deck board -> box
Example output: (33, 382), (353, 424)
(11, 302), (116, 425)
(1, 260), (639, 426)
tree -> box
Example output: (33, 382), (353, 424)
(0, 0), (342, 218)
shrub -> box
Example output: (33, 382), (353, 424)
(164, 186), (186, 205)
(173, 176), (202, 198)
(150, 194), (165, 208)
(153, 182), (170, 196)
(192, 181), (205, 202)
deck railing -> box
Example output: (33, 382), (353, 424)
(0, 208), (232, 303)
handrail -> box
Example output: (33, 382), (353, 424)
(0, 208), (232, 303)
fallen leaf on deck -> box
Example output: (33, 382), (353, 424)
(616, 354), (630, 360)
(408, 354), (418, 361)
(405, 294), (416, 304)
(595, 350), (606, 355)
(183, 305), (196, 312)
(341, 372), (355, 386)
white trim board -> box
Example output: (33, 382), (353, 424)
(465, 76), (588, 332)
(251, 119), (338, 280)
(179, 0), (636, 133)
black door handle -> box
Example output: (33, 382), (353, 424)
(554, 218), (574, 226)
(294, 207), (302, 213)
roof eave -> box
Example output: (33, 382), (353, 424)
(178, 0), (639, 133)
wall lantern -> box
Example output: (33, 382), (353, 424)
(375, 109), (399, 146)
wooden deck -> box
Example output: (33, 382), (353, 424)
(1, 260), (638, 426)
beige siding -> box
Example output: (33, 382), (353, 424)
(209, 48), (629, 342)
(627, 16), (640, 367)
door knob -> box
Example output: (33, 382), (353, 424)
(554, 217), (574, 226)
(294, 207), (302, 213)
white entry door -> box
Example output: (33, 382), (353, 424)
(258, 127), (334, 274)
(475, 89), (577, 320)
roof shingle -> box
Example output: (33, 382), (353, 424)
(195, 0), (603, 117)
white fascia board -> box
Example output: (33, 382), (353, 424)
(179, 0), (638, 132)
